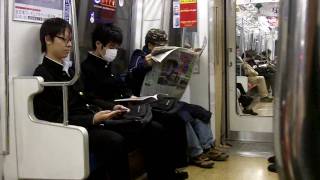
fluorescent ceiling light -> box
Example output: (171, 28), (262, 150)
(119, 0), (124, 7)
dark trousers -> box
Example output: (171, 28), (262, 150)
(152, 112), (188, 168)
(104, 121), (176, 180)
(87, 126), (130, 180)
(236, 83), (246, 95)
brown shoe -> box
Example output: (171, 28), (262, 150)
(205, 147), (229, 161)
(190, 153), (215, 168)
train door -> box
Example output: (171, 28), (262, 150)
(226, 0), (279, 141)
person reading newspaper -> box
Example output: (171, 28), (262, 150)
(80, 24), (188, 180)
(128, 28), (229, 168)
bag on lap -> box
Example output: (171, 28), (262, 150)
(150, 96), (183, 114)
(103, 104), (152, 133)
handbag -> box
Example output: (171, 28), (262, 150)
(150, 96), (183, 114)
(103, 104), (152, 133)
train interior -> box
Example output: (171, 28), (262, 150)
(1, 0), (319, 179)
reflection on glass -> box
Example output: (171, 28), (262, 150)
(235, 0), (279, 117)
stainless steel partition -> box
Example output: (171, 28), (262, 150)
(275, 0), (320, 179)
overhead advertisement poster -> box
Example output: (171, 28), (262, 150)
(89, 0), (117, 24)
(180, 0), (197, 28)
(14, 0), (63, 23)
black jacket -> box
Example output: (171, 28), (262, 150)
(127, 46), (152, 96)
(33, 57), (98, 129)
(81, 53), (132, 104)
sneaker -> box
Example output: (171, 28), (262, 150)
(268, 156), (276, 163)
(261, 96), (273, 102)
(268, 163), (278, 173)
(243, 109), (258, 115)
(204, 147), (229, 161)
(190, 153), (215, 168)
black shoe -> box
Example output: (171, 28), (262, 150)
(268, 163), (278, 173)
(268, 156), (276, 163)
(174, 170), (189, 179)
(243, 109), (258, 115)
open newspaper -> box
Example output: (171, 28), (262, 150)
(140, 46), (201, 99)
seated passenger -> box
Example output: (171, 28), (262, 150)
(33, 18), (130, 180)
(240, 56), (273, 102)
(236, 83), (258, 115)
(128, 28), (229, 168)
(81, 24), (187, 180)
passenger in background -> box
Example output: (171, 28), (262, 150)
(236, 83), (258, 115)
(81, 24), (187, 180)
(240, 55), (273, 102)
(236, 56), (258, 115)
(128, 28), (229, 169)
(261, 50), (276, 95)
(33, 18), (130, 180)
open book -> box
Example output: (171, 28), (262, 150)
(114, 94), (168, 104)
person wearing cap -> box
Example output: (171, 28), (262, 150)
(128, 28), (229, 169)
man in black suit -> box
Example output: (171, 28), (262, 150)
(33, 18), (130, 180)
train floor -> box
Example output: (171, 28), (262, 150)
(185, 141), (278, 180)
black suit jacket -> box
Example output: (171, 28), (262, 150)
(33, 57), (98, 129)
(81, 53), (132, 105)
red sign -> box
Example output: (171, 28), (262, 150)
(180, 0), (197, 28)
(91, 0), (116, 24)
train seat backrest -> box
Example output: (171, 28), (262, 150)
(13, 77), (89, 180)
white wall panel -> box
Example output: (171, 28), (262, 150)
(4, 1), (43, 179)
(188, 0), (210, 109)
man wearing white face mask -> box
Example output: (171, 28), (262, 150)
(81, 24), (187, 180)
(81, 24), (131, 105)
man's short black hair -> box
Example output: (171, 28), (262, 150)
(40, 18), (72, 53)
(91, 24), (123, 49)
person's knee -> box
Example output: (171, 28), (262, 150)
(147, 121), (166, 135)
(257, 76), (264, 81)
(91, 129), (126, 152)
(104, 130), (126, 148)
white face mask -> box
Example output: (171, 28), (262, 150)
(103, 48), (118, 62)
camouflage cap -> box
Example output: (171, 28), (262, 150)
(145, 28), (168, 46)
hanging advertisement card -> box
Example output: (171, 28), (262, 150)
(14, 0), (63, 23)
(63, 0), (71, 23)
(180, 0), (197, 28)
(90, 0), (116, 24)
(173, 0), (180, 28)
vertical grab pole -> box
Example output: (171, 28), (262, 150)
(275, 0), (320, 179)
(2, 0), (9, 155)
(62, 86), (69, 126)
